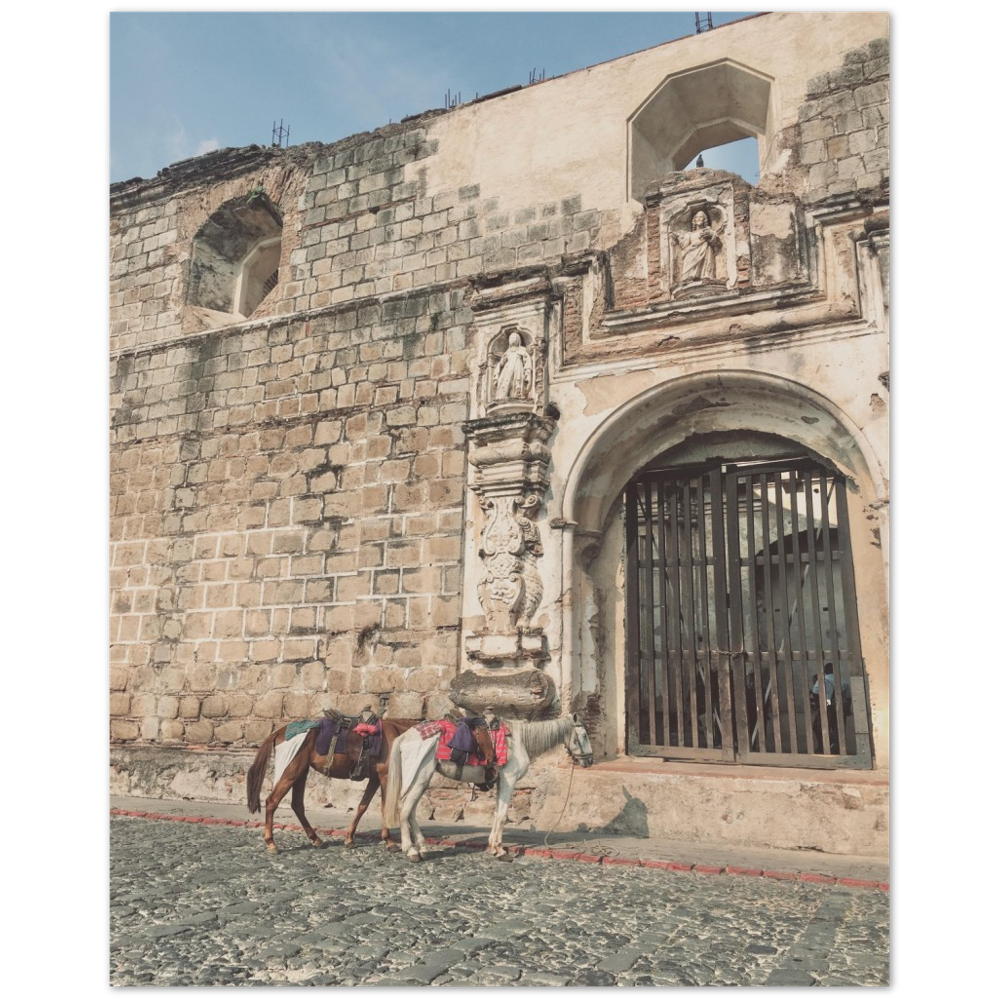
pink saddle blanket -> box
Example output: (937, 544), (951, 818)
(416, 719), (510, 767)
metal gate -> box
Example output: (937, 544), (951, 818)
(625, 458), (872, 768)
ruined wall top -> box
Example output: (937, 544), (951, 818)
(110, 12), (888, 354)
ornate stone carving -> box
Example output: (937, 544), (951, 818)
(492, 330), (534, 403)
(462, 411), (556, 675)
(477, 493), (543, 632)
(480, 326), (543, 415)
(669, 204), (728, 295)
(460, 283), (558, 716)
(449, 667), (555, 718)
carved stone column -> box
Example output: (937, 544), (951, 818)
(455, 411), (557, 715)
(452, 274), (559, 717)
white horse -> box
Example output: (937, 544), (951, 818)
(383, 715), (594, 862)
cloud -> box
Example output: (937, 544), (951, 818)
(163, 122), (221, 167)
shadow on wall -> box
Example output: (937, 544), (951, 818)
(579, 788), (650, 839)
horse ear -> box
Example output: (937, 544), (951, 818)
(572, 713), (579, 724)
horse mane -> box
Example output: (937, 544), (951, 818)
(507, 716), (574, 760)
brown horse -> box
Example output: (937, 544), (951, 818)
(246, 715), (420, 853)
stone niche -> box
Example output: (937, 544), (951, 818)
(602, 168), (807, 323)
(650, 171), (747, 301)
(455, 274), (559, 718)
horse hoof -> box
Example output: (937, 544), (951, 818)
(266, 844), (278, 854)
(386, 843), (400, 853)
(407, 854), (421, 864)
(312, 839), (325, 849)
(495, 852), (513, 862)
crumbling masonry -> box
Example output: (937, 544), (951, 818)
(111, 12), (889, 855)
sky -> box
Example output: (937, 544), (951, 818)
(110, 11), (761, 184)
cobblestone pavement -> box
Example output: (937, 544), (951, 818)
(110, 817), (888, 986)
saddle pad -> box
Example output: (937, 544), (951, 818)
(273, 731), (310, 786)
(285, 719), (320, 740)
(416, 719), (510, 767)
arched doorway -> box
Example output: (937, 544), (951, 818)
(624, 439), (871, 768)
(559, 372), (887, 772)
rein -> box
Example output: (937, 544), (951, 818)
(541, 732), (591, 845)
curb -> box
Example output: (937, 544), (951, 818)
(111, 809), (887, 892)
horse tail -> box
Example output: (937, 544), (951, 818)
(383, 731), (405, 827)
(246, 727), (284, 813)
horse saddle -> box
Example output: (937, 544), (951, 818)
(319, 708), (382, 779)
(446, 716), (499, 790)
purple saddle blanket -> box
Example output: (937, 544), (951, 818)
(314, 717), (383, 758)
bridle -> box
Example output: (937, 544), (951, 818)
(567, 725), (594, 767)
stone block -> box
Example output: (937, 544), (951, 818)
(176, 696), (201, 720)
(282, 638), (317, 661)
(110, 692), (132, 717)
(201, 695), (228, 718)
(252, 691), (284, 719)
(282, 693), (312, 719)
(183, 719), (216, 745)
(157, 696), (180, 720)
(111, 720), (140, 741)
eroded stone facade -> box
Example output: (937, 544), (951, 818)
(111, 13), (889, 856)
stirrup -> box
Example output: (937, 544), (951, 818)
(350, 749), (369, 781)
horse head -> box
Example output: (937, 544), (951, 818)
(568, 714), (594, 768)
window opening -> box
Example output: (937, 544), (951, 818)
(188, 193), (283, 322)
(681, 136), (759, 184)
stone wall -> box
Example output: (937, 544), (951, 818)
(110, 129), (606, 745)
(791, 37), (890, 201)
(111, 290), (474, 741)
(110, 12), (890, 856)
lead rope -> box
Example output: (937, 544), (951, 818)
(539, 755), (618, 859)
(542, 753), (576, 848)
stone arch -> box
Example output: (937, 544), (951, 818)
(558, 370), (888, 763)
(628, 59), (773, 200)
(188, 193), (283, 319)
(562, 370), (886, 535)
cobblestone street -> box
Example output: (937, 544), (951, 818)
(110, 817), (889, 986)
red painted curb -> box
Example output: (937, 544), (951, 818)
(726, 866), (763, 877)
(603, 856), (642, 866)
(837, 877), (879, 889)
(576, 853), (604, 863)
(549, 849), (582, 860)
(797, 873), (837, 884)
(523, 847), (553, 858)
(694, 864), (724, 875)
(762, 870), (798, 881)
(667, 861), (694, 871)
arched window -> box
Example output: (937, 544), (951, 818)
(234, 237), (281, 318)
(628, 60), (772, 199)
(188, 193), (283, 321)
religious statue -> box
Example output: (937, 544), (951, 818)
(493, 331), (533, 402)
(672, 209), (723, 284)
